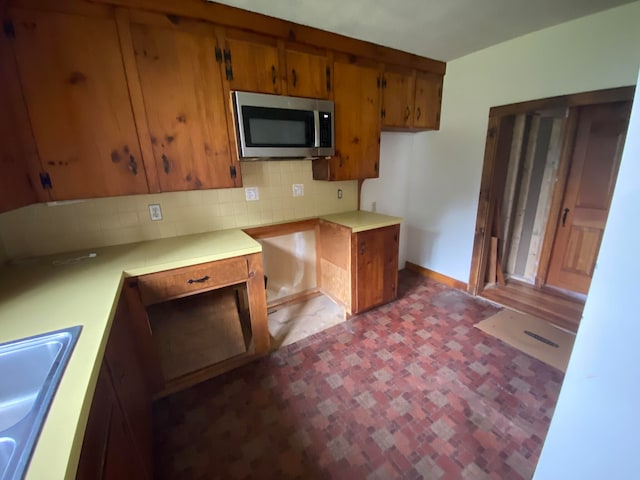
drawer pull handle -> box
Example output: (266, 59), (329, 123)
(187, 275), (210, 284)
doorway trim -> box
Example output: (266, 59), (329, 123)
(468, 86), (635, 296)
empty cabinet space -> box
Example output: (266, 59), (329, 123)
(147, 286), (250, 382)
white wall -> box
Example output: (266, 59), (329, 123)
(404, 1), (640, 282)
(361, 132), (414, 268)
(533, 67), (640, 480)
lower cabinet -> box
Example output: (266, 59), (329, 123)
(318, 221), (400, 314)
(76, 295), (152, 480)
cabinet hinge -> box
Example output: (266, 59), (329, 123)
(39, 172), (52, 190)
(381, 108), (386, 119)
(225, 66), (234, 81)
(214, 46), (223, 63)
(376, 76), (381, 89)
(3, 20), (15, 38)
(438, 86), (442, 98)
(223, 48), (233, 80)
(382, 77), (387, 89)
(223, 48), (232, 63)
(230, 165), (237, 179)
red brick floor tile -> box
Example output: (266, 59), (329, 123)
(153, 271), (564, 479)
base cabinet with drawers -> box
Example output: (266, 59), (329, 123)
(318, 221), (400, 315)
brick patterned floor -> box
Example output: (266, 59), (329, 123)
(153, 271), (564, 479)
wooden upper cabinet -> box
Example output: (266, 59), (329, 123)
(381, 69), (415, 128)
(284, 47), (331, 99)
(10, 8), (149, 200)
(223, 30), (281, 94)
(413, 72), (443, 130)
(314, 59), (381, 181)
(0, 31), (41, 212)
(128, 15), (236, 191)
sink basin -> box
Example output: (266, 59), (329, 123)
(0, 326), (81, 480)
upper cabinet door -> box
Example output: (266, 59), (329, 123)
(413, 72), (443, 130)
(224, 31), (281, 94)
(11, 9), (148, 200)
(331, 60), (381, 180)
(129, 18), (235, 191)
(0, 31), (41, 212)
(381, 70), (415, 128)
(285, 47), (330, 99)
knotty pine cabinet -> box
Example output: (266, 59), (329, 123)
(414, 72), (443, 130)
(9, 8), (150, 200)
(381, 69), (443, 131)
(222, 30), (282, 95)
(381, 68), (416, 129)
(284, 46), (331, 99)
(0, 32), (41, 213)
(313, 59), (382, 181)
(126, 12), (239, 191)
(318, 221), (400, 314)
(76, 292), (152, 480)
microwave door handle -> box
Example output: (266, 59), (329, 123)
(313, 110), (320, 148)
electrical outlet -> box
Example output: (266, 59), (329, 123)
(148, 204), (162, 221)
(337, 189), (343, 199)
(245, 187), (259, 201)
(292, 184), (304, 197)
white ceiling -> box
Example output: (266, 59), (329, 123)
(210, 0), (636, 61)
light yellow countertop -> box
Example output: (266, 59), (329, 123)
(0, 228), (261, 480)
(320, 210), (402, 232)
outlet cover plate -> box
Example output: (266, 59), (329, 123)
(245, 187), (259, 201)
(148, 204), (162, 221)
(292, 184), (304, 197)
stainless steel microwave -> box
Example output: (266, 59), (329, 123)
(232, 91), (334, 159)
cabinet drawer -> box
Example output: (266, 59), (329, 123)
(137, 257), (249, 305)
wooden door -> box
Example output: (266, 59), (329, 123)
(11, 9), (148, 200)
(355, 228), (386, 311)
(0, 30), (41, 212)
(413, 72), (443, 130)
(105, 296), (153, 479)
(382, 70), (415, 128)
(330, 60), (381, 180)
(224, 31), (281, 94)
(285, 48), (330, 99)
(382, 225), (400, 304)
(546, 102), (631, 294)
(130, 19), (235, 191)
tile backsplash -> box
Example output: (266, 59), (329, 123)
(0, 161), (357, 260)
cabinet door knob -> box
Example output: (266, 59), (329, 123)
(405, 106), (410, 122)
(162, 154), (170, 174)
(416, 107), (421, 120)
(271, 65), (277, 85)
(128, 154), (138, 175)
(291, 68), (297, 87)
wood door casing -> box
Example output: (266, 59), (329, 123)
(330, 60), (381, 180)
(225, 33), (281, 94)
(382, 70), (415, 128)
(11, 8), (149, 200)
(546, 101), (631, 294)
(285, 49), (330, 99)
(130, 21), (234, 191)
(413, 72), (442, 130)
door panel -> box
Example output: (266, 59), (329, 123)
(285, 49), (330, 99)
(11, 9), (148, 200)
(546, 102), (630, 294)
(130, 22), (234, 191)
(356, 228), (385, 311)
(225, 35), (281, 94)
(413, 73), (442, 130)
(382, 70), (414, 128)
(332, 61), (381, 180)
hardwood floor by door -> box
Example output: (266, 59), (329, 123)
(153, 271), (563, 479)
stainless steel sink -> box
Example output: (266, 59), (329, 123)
(0, 326), (81, 480)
